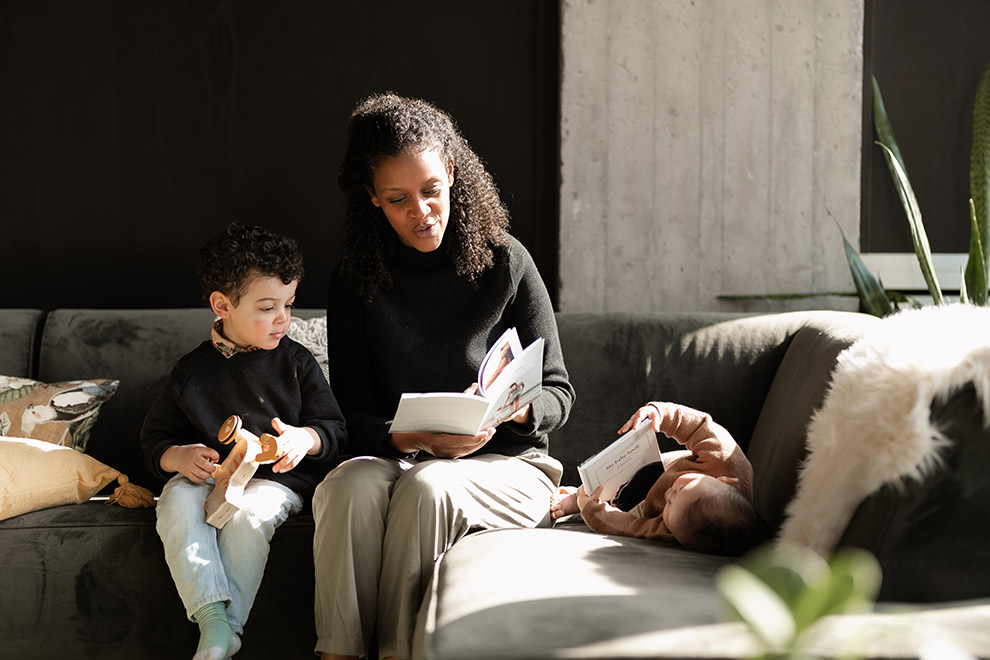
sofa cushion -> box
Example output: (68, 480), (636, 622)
(413, 528), (757, 660)
(287, 314), (329, 384)
(0, 375), (118, 450)
(0, 502), (319, 659)
(0, 437), (124, 521)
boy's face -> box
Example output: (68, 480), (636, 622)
(663, 472), (739, 543)
(211, 274), (297, 350)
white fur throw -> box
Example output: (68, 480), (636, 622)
(779, 304), (990, 556)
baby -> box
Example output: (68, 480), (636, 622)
(552, 401), (759, 556)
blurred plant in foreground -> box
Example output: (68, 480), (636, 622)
(715, 542), (880, 660)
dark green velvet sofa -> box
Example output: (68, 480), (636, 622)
(1, 308), (987, 660)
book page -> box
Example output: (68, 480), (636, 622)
(477, 327), (524, 396)
(478, 338), (544, 429)
(388, 392), (491, 435)
(389, 329), (544, 436)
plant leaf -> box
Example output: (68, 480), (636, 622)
(791, 548), (882, 637)
(872, 77), (944, 305)
(968, 64), (990, 295)
(716, 564), (796, 652)
(874, 141), (944, 305)
(872, 76), (907, 173)
(966, 198), (988, 305)
(834, 219), (893, 317)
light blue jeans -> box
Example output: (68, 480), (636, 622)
(155, 474), (303, 633)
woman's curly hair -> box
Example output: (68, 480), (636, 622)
(197, 222), (304, 306)
(337, 92), (509, 301)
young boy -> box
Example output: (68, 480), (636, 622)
(551, 401), (758, 556)
(141, 223), (347, 660)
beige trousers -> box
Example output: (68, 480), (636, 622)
(312, 451), (561, 659)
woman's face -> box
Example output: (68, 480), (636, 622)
(369, 148), (454, 252)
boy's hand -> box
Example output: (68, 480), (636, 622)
(270, 417), (322, 473)
(160, 444), (220, 484)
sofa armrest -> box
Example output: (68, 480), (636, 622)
(747, 311), (880, 532)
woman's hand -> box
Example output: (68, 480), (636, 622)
(504, 403), (531, 425)
(160, 444), (220, 484)
(467, 382), (531, 426)
(270, 417), (322, 473)
(391, 427), (496, 459)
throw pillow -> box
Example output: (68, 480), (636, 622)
(0, 437), (155, 522)
(287, 316), (329, 384)
(0, 375), (119, 452)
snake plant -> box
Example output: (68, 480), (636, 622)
(853, 66), (990, 316)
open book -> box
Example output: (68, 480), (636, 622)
(577, 423), (662, 507)
(388, 327), (544, 435)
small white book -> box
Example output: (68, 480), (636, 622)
(388, 327), (544, 436)
(577, 424), (662, 505)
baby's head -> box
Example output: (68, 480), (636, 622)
(663, 473), (758, 556)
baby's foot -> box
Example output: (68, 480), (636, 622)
(550, 486), (580, 519)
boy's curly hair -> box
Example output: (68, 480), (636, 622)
(197, 222), (305, 306)
(337, 92), (509, 301)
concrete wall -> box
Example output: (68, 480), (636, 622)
(558, 0), (864, 313)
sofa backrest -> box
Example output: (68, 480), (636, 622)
(553, 310), (879, 530)
(33, 308), (325, 493)
(7, 307), (878, 515)
(0, 309), (45, 378)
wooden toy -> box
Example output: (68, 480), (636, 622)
(204, 415), (286, 529)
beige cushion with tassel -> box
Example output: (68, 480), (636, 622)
(0, 436), (154, 521)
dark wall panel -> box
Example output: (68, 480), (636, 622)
(862, 0), (990, 253)
(0, 1), (560, 310)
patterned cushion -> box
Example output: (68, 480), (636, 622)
(0, 375), (119, 451)
(287, 315), (329, 384)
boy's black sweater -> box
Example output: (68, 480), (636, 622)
(141, 336), (347, 499)
(327, 234), (574, 459)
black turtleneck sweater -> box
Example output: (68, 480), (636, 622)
(327, 234), (574, 459)
(141, 336), (347, 499)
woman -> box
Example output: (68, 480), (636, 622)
(313, 92), (574, 660)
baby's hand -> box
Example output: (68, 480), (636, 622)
(269, 417), (322, 473)
(617, 403), (663, 434)
(550, 486), (580, 519)
(576, 485), (604, 512)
